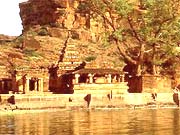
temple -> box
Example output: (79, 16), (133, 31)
(48, 37), (128, 94)
(0, 0), (128, 94)
(0, 0), (174, 95)
(0, 37), (128, 94)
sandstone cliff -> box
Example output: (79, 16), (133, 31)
(19, 0), (103, 41)
(19, 0), (78, 30)
(0, 0), (123, 74)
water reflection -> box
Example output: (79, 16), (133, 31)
(0, 109), (180, 135)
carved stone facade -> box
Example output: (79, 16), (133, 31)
(0, 67), (49, 94)
(15, 69), (49, 94)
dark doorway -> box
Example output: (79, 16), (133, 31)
(79, 74), (88, 83)
(0, 79), (12, 94)
(29, 78), (38, 91)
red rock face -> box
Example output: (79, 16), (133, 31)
(19, 0), (90, 31)
(19, 0), (104, 42)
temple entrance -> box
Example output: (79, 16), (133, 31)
(29, 78), (39, 91)
(24, 77), (44, 94)
(0, 79), (12, 94)
(79, 74), (88, 83)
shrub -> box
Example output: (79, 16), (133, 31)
(85, 56), (96, 62)
(38, 28), (49, 36)
(23, 49), (41, 57)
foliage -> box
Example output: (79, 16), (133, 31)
(23, 49), (41, 57)
(38, 27), (49, 36)
(26, 29), (38, 37)
(85, 56), (97, 62)
(77, 2), (88, 11)
(13, 35), (24, 49)
(16, 35), (24, 43)
(87, 0), (180, 76)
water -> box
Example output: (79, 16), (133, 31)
(0, 109), (179, 135)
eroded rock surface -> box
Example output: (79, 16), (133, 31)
(19, 0), (90, 30)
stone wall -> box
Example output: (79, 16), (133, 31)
(73, 83), (129, 94)
(128, 75), (172, 93)
(0, 92), (177, 110)
(142, 75), (172, 93)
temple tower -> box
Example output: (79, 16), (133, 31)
(58, 38), (82, 71)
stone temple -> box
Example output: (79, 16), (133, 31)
(0, 0), (129, 94)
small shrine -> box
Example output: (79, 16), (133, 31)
(66, 68), (128, 94)
(0, 66), (49, 94)
(15, 68), (49, 94)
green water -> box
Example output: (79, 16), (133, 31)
(0, 109), (179, 135)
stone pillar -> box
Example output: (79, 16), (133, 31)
(25, 78), (30, 93)
(118, 77), (121, 83)
(12, 77), (17, 93)
(113, 75), (117, 83)
(75, 74), (80, 84)
(39, 78), (44, 92)
(35, 80), (38, 91)
(88, 74), (93, 84)
(1, 81), (4, 93)
(72, 79), (75, 84)
(121, 74), (125, 82)
(107, 74), (112, 83)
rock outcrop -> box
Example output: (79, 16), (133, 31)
(0, 34), (16, 42)
(0, 0), (122, 73)
(20, 1), (88, 30)
(19, 0), (102, 42)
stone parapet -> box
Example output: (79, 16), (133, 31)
(17, 69), (49, 78)
(74, 83), (128, 93)
(0, 93), (178, 110)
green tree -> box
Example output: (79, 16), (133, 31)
(86, 0), (180, 76)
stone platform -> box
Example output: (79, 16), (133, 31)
(0, 92), (178, 111)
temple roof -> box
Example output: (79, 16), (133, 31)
(71, 68), (123, 75)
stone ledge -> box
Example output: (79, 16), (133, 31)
(0, 93), (178, 110)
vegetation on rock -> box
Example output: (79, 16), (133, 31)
(86, 0), (180, 77)
(85, 56), (97, 62)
